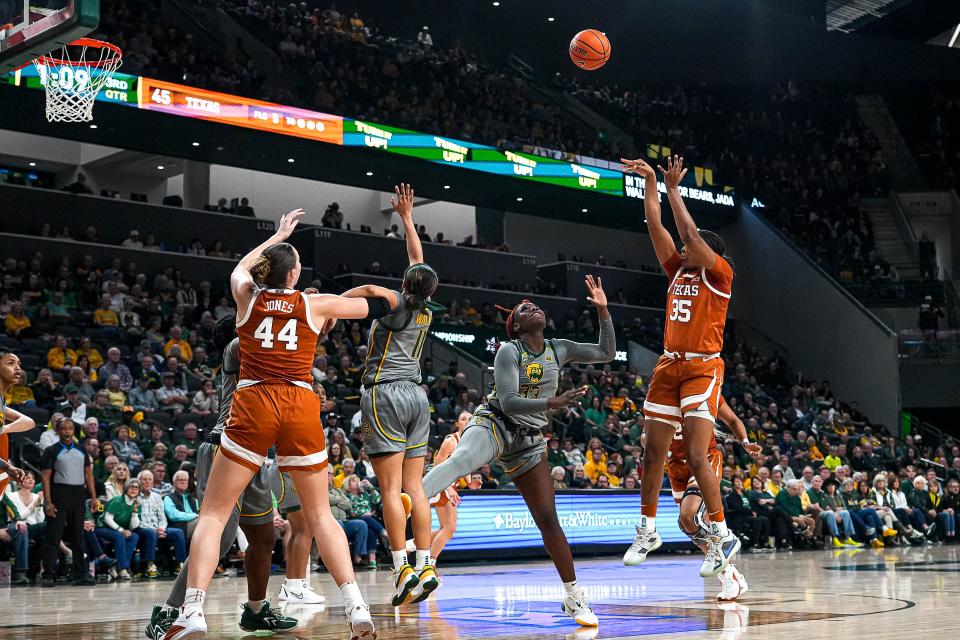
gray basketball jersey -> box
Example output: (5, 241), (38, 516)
(361, 290), (432, 386)
(212, 338), (240, 436)
(488, 339), (561, 432)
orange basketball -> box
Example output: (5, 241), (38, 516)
(569, 29), (610, 71)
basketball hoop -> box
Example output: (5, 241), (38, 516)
(31, 37), (122, 123)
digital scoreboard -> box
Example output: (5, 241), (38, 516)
(3, 67), (734, 206)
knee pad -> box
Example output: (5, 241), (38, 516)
(678, 487), (709, 537)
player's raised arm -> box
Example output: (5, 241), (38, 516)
(658, 155), (718, 267)
(340, 285), (401, 311)
(392, 183), (424, 266)
(622, 158), (678, 270)
(553, 275), (616, 365)
(717, 398), (761, 456)
(231, 208), (305, 312)
(306, 292), (395, 329)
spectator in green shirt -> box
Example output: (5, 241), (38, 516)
(96, 478), (141, 579)
(809, 476), (860, 547)
(775, 479), (815, 541)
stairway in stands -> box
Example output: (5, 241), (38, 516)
(862, 197), (919, 279)
(855, 94), (927, 190)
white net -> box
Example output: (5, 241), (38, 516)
(31, 39), (122, 123)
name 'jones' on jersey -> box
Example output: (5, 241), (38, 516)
(236, 289), (319, 384)
(663, 255), (734, 355)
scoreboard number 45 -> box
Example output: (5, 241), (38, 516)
(151, 88), (173, 105)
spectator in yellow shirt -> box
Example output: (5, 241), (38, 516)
(608, 388), (636, 414)
(75, 336), (104, 369)
(46, 334), (78, 373)
(4, 300), (31, 337)
(334, 458), (357, 489)
(584, 448), (608, 485)
(164, 325), (192, 363)
(104, 374), (127, 407)
(5, 383), (35, 408)
(93, 296), (119, 326)
(823, 445), (843, 471)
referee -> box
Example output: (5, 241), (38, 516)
(41, 417), (100, 586)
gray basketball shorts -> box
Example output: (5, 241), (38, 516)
(360, 380), (430, 458)
(195, 441), (278, 526)
(271, 468), (302, 514)
(471, 408), (546, 480)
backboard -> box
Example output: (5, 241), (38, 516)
(0, 0), (99, 74)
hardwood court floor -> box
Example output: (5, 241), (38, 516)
(1, 545), (957, 639)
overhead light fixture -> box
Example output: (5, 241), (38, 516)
(89, 124), (98, 129)
(157, 165), (165, 170)
(443, 185), (451, 189)
(492, 1), (499, 5)
(28, 162), (36, 167)
(365, 171), (374, 176)
(516, 197), (523, 202)
(191, 141), (200, 147)
(287, 158), (295, 163)
(548, 17), (555, 22)
(950, 23), (960, 48)
(581, 208), (588, 212)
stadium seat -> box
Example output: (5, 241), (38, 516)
(19, 338), (48, 353)
(146, 412), (173, 428)
(0, 335), (19, 350)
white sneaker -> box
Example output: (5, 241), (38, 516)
(347, 603), (375, 640)
(623, 526), (662, 565)
(278, 582), (326, 605)
(162, 609), (207, 640)
(701, 531), (740, 577)
(562, 591), (599, 627)
(716, 565), (748, 602)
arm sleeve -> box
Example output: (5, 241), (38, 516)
(553, 314), (616, 366)
(104, 511), (120, 530)
(493, 343), (550, 415)
(162, 496), (183, 522)
(130, 511), (140, 530)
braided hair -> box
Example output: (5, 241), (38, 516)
(495, 299), (531, 340)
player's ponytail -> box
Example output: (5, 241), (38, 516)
(250, 242), (297, 289)
(496, 300), (529, 340)
(401, 263), (438, 311)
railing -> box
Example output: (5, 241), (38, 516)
(888, 190), (919, 262)
(898, 328), (960, 360)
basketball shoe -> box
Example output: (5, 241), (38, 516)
(623, 526), (662, 565)
(562, 588), (599, 627)
(716, 565), (748, 601)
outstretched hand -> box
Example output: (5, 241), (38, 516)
(620, 158), (656, 179)
(585, 275), (607, 309)
(391, 183), (414, 219)
(547, 386), (588, 410)
(657, 155), (687, 189)
(276, 209), (305, 240)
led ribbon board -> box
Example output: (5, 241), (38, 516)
(3, 68), (734, 206)
(435, 491), (685, 551)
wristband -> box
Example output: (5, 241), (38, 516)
(742, 439), (751, 447)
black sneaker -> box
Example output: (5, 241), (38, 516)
(41, 574), (55, 588)
(72, 574), (97, 586)
(145, 603), (177, 640)
(10, 572), (29, 586)
(238, 602), (298, 632)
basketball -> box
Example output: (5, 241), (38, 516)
(569, 29), (610, 70)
